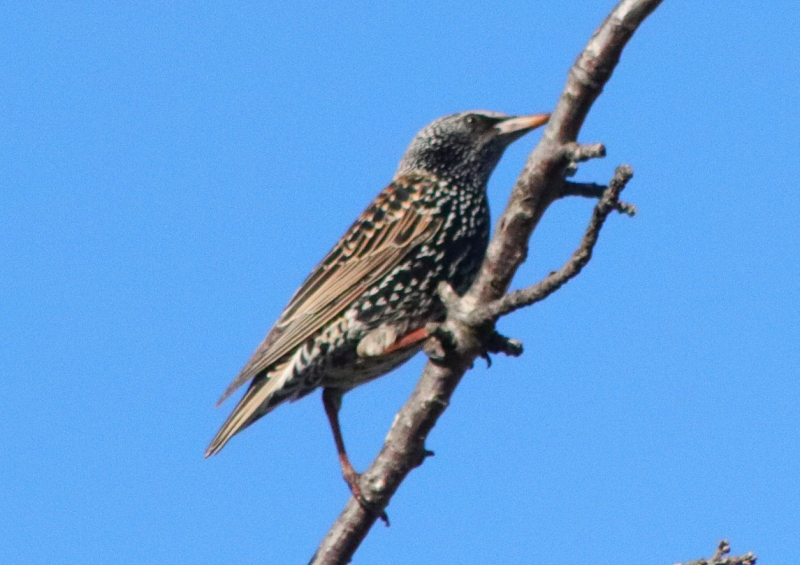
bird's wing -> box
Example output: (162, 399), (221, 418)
(216, 174), (443, 406)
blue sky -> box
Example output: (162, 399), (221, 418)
(1, 1), (798, 564)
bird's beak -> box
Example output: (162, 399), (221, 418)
(494, 113), (550, 136)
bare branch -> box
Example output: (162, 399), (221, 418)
(469, 165), (633, 324)
(466, 0), (664, 306)
(564, 141), (607, 165)
(563, 180), (637, 215)
(679, 540), (757, 565)
(310, 2), (665, 563)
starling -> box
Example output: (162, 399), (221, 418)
(206, 110), (549, 506)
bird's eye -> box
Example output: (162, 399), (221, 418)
(465, 115), (476, 125)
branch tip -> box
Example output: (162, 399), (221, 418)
(713, 540), (732, 561)
(561, 179), (637, 215)
(617, 201), (637, 216)
(564, 141), (607, 163)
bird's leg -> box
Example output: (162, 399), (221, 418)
(321, 388), (360, 490)
(321, 387), (389, 525)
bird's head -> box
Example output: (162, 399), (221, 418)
(395, 110), (549, 187)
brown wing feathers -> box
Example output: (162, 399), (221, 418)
(213, 175), (441, 408)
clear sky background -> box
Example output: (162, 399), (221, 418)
(2, 1), (798, 564)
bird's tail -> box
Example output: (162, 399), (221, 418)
(204, 359), (294, 457)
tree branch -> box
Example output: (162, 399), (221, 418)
(678, 540), (757, 565)
(562, 180), (637, 216)
(466, 0), (664, 305)
(467, 165), (633, 325)
(310, 1), (666, 563)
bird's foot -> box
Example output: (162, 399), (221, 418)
(484, 330), (523, 360)
(428, 282), (525, 366)
(342, 468), (390, 526)
(422, 322), (456, 363)
(477, 330), (524, 367)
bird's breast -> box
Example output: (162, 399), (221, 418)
(354, 182), (489, 327)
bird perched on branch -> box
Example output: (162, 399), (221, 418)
(206, 110), (549, 509)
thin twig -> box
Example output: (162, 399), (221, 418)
(562, 180), (637, 215)
(469, 165), (632, 324)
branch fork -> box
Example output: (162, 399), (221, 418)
(429, 164), (634, 350)
(422, 298), (523, 369)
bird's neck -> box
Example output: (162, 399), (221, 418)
(394, 166), (487, 195)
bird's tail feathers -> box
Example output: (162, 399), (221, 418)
(204, 358), (295, 457)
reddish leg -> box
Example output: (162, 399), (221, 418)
(322, 388), (388, 524)
(381, 326), (430, 355)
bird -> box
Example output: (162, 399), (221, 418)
(206, 110), (549, 508)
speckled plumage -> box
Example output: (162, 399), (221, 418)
(206, 110), (549, 464)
